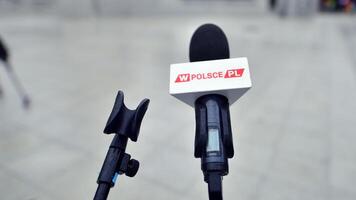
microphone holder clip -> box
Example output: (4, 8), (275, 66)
(194, 94), (234, 200)
(94, 91), (149, 200)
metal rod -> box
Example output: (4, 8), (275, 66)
(2, 61), (30, 108)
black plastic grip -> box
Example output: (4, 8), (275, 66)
(104, 91), (150, 142)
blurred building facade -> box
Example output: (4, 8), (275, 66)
(0, 0), (269, 17)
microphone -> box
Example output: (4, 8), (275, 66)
(170, 24), (252, 200)
(191, 24), (232, 200)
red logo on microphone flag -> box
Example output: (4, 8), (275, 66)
(175, 68), (245, 83)
(175, 73), (190, 83)
(224, 68), (244, 78)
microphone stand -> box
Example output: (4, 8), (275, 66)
(94, 91), (149, 200)
(1, 61), (31, 108)
(0, 37), (30, 108)
(194, 94), (234, 200)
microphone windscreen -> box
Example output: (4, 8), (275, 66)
(189, 24), (230, 62)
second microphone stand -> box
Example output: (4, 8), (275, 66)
(94, 91), (149, 200)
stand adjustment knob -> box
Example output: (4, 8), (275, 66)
(126, 159), (139, 177)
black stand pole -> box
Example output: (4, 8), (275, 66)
(94, 91), (149, 200)
(94, 184), (111, 200)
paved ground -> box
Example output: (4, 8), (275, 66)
(0, 3), (356, 200)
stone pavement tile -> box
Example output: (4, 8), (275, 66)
(38, 157), (99, 199)
(0, 116), (28, 138)
(331, 134), (356, 164)
(4, 140), (89, 186)
(138, 144), (201, 196)
(34, 110), (108, 154)
(331, 187), (356, 200)
(269, 154), (328, 194)
(277, 131), (328, 167)
(330, 144), (356, 196)
(257, 175), (327, 200)
(224, 166), (263, 200)
(234, 140), (275, 175)
(0, 131), (46, 164)
(0, 166), (57, 200)
(327, 17), (356, 200)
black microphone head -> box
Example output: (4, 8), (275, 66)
(0, 36), (9, 63)
(189, 24), (229, 62)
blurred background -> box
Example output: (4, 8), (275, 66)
(0, 0), (356, 199)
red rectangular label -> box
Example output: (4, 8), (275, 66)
(175, 68), (244, 83)
(224, 69), (244, 78)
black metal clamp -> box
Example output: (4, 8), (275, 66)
(94, 91), (149, 200)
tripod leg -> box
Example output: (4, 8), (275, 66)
(0, 80), (3, 98)
(3, 62), (31, 108)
